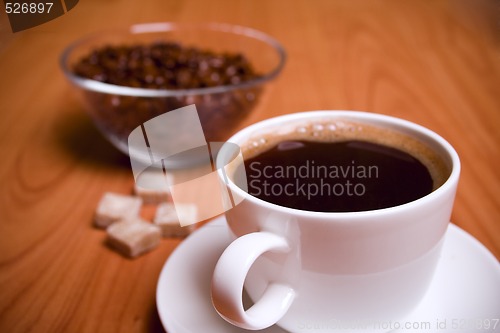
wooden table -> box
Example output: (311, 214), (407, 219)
(1, 1), (499, 332)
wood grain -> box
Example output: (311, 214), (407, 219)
(0, 0), (498, 332)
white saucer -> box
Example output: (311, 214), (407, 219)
(156, 217), (500, 333)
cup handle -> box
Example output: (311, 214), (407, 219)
(211, 231), (296, 330)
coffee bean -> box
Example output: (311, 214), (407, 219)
(73, 41), (263, 143)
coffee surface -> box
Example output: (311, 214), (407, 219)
(234, 119), (449, 212)
(242, 140), (432, 212)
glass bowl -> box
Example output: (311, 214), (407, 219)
(60, 22), (286, 154)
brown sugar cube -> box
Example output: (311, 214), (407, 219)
(153, 202), (197, 238)
(106, 219), (161, 258)
(133, 170), (171, 204)
(94, 192), (142, 228)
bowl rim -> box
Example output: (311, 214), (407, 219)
(60, 22), (287, 97)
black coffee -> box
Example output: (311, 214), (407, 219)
(235, 120), (448, 212)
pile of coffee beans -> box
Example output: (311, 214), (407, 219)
(72, 41), (263, 143)
(73, 42), (260, 89)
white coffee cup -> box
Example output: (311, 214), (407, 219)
(211, 111), (460, 332)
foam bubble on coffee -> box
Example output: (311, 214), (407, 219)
(239, 118), (450, 190)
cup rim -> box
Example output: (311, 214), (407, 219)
(59, 22), (287, 97)
(222, 110), (461, 218)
